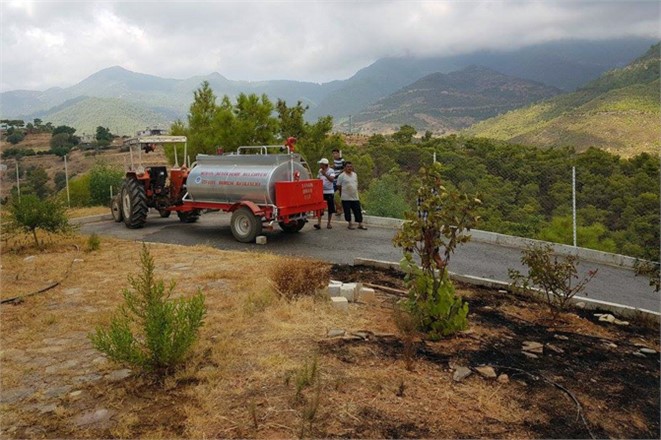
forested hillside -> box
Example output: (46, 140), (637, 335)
(345, 66), (560, 134)
(346, 133), (659, 264)
(465, 43), (661, 156)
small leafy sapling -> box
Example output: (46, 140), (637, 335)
(509, 243), (598, 315)
(393, 162), (481, 339)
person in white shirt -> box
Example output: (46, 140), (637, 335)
(336, 161), (367, 230)
(315, 158), (336, 229)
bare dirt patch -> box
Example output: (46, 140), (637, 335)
(1, 236), (659, 439)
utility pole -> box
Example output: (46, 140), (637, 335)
(572, 165), (577, 247)
(15, 161), (20, 201)
(64, 154), (70, 207)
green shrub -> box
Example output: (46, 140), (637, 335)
(54, 171), (67, 192)
(90, 244), (207, 375)
(64, 174), (91, 207)
(362, 173), (411, 219)
(86, 233), (101, 252)
(7, 132), (25, 145)
(508, 243), (598, 314)
(88, 163), (124, 206)
(2, 147), (35, 159)
(50, 145), (73, 158)
(400, 260), (469, 340)
(6, 195), (70, 248)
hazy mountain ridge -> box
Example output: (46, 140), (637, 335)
(308, 37), (656, 121)
(465, 43), (661, 156)
(345, 66), (562, 134)
(0, 38), (655, 136)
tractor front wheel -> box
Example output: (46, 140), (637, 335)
(231, 207), (262, 243)
(121, 179), (148, 229)
(159, 209), (172, 218)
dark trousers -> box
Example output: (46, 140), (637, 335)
(342, 200), (363, 223)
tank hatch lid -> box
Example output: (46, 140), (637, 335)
(124, 135), (187, 145)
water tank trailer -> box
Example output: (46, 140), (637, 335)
(111, 136), (326, 243)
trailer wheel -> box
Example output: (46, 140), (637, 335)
(121, 178), (148, 229)
(231, 207), (262, 243)
(159, 209), (172, 218)
(278, 219), (305, 233)
(111, 196), (123, 222)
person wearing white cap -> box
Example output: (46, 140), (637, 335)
(315, 158), (336, 229)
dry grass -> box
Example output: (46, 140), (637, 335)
(1, 235), (658, 439)
(67, 206), (108, 218)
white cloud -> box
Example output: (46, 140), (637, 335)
(0, 0), (659, 91)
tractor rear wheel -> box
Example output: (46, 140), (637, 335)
(278, 219), (306, 233)
(231, 207), (262, 243)
(111, 195), (123, 222)
(177, 210), (200, 223)
(121, 178), (148, 229)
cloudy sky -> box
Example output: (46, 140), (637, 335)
(1, 0), (659, 92)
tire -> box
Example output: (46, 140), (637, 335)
(177, 210), (200, 223)
(159, 209), (172, 218)
(111, 196), (123, 222)
(121, 178), (148, 229)
(231, 207), (262, 243)
(279, 219), (305, 233)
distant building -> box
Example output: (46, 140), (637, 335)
(137, 127), (168, 136)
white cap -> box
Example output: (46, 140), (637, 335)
(318, 158), (329, 165)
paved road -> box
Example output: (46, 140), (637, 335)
(81, 211), (660, 312)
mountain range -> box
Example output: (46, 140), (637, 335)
(0, 37), (656, 138)
(465, 43), (660, 156)
(344, 66), (561, 134)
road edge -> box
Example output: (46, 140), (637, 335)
(354, 257), (661, 324)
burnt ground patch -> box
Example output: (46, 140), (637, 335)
(325, 264), (660, 439)
(331, 264), (407, 290)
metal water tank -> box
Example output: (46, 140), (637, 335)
(186, 153), (311, 205)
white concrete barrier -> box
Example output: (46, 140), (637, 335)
(362, 215), (646, 269)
